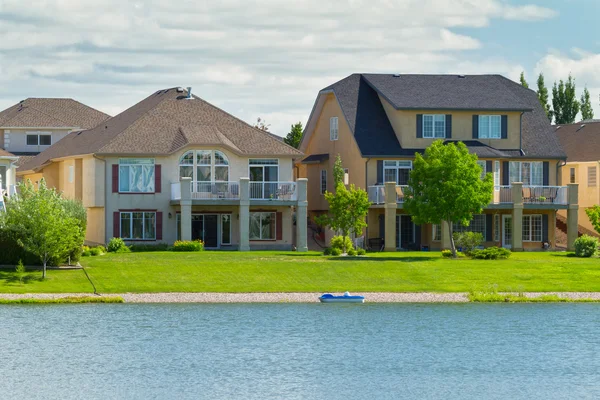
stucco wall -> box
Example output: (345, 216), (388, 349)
(2, 128), (72, 153)
(86, 207), (106, 245)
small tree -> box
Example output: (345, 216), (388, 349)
(316, 156), (370, 253)
(536, 73), (552, 121)
(585, 206), (600, 235)
(284, 122), (303, 149)
(580, 87), (594, 121)
(552, 74), (580, 124)
(519, 71), (529, 88)
(404, 140), (494, 258)
(2, 179), (85, 278)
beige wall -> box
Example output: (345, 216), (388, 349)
(379, 96), (522, 150)
(300, 93), (366, 211)
(86, 207), (105, 245)
(558, 161), (600, 233)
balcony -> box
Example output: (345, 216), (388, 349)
(171, 181), (297, 202)
(368, 185), (408, 204)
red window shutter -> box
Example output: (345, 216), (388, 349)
(112, 164), (119, 193)
(156, 212), (163, 240)
(113, 212), (120, 238)
(155, 165), (162, 193)
(276, 212), (282, 241)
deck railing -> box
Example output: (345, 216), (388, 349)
(523, 185), (567, 205)
(249, 181), (297, 200)
(171, 181), (240, 200)
(367, 185), (408, 204)
(494, 185), (513, 203)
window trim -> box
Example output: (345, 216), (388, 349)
(329, 117), (339, 141)
(509, 161), (543, 186)
(522, 214), (542, 242)
(119, 158), (156, 193)
(422, 114), (446, 139)
(476, 160), (486, 180)
(569, 167), (576, 184)
(383, 160), (412, 185)
(26, 132), (52, 146)
(221, 214), (232, 245)
(320, 169), (327, 195)
(478, 115), (502, 139)
(179, 150), (230, 183)
(432, 224), (441, 242)
(249, 211), (277, 241)
(494, 161), (500, 190)
(120, 211), (156, 241)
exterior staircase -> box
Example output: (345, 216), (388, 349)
(555, 214), (598, 247)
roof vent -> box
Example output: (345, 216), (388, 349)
(576, 124), (586, 132)
(186, 87), (193, 99)
(176, 87), (184, 93)
(393, 74), (401, 78)
(458, 75), (466, 78)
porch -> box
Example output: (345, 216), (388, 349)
(170, 181), (298, 203)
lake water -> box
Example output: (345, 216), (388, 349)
(1, 303), (599, 399)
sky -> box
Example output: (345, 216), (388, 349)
(0, 0), (599, 136)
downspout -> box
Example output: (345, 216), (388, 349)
(365, 157), (371, 244)
(93, 154), (107, 244)
(556, 159), (567, 185)
(519, 112), (525, 156)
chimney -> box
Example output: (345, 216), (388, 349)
(186, 87), (192, 99)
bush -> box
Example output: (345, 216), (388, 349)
(574, 235), (599, 257)
(356, 248), (366, 256)
(107, 238), (129, 253)
(441, 249), (465, 258)
(470, 246), (511, 260)
(330, 235), (353, 253)
(172, 240), (204, 252)
(129, 243), (170, 252)
(347, 248), (357, 256)
(330, 247), (342, 256)
(453, 231), (484, 254)
(82, 250), (92, 257)
(90, 247), (104, 256)
(323, 247), (332, 256)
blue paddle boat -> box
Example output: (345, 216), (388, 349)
(319, 292), (365, 303)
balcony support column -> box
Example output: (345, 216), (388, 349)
(180, 177), (192, 242)
(239, 178), (250, 251)
(296, 178), (308, 252)
(511, 182), (523, 251)
(441, 221), (451, 250)
(567, 183), (579, 252)
(384, 181), (397, 252)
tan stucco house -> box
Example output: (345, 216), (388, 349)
(17, 88), (308, 251)
(298, 74), (579, 251)
(556, 121), (600, 236)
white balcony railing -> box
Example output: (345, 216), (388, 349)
(170, 181), (240, 200)
(523, 185), (567, 205)
(250, 181), (297, 201)
(367, 185), (408, 204)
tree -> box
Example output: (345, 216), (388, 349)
(404, 140), (494, 258)
(284, 122), (303, 149)
(1, 179), (85, 278)
(316, 156), (370, 253)
(519, 71), (529, 88)
(552, 74), (580, 124)
(536, 73), (552, 121)
(332, 154), (344, 187)
(254, 117), (270, 132)
(580, 87), (594, 121)
(585, 206), (600, 235)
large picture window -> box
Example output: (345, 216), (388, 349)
(179, 150), (230, 184)
(478, 115), (501, 139)
(423, 115), (446, 138)
(249, 212), (276, 240)
(509, 162), (543, 186)
(26, 133), (52, 146)
(522, 215), (542, 242)
(120, 212), (156, 240)
(119, 158), (155, 193)
(383, 160), (412, 185)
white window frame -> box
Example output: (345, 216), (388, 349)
(179, 150), (230, 183)
(509, 161), (543, 186)
(249, 212), (276, 241)
(330, 117), (339, 141)
(432, 224), (441, 242)
(423, 114), (446, 139)
(478, 115), (502, 139)
(383, 160), (412, 185)
(26, 132), (52, 146)
(320, 169), (327, 195)
(120, 211), (156, 240)
(477, 160), (486, 180)
(119, 158), (155, 193)
(522, 214), (542, 242)
(494, 161), (500, 190)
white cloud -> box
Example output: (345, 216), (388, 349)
(0, 0), (558, 135)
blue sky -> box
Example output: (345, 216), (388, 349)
(0, 0), (598, 135)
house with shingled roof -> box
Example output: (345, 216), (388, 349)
(17, 88), (308, 250)
(298, 73), (580, 251)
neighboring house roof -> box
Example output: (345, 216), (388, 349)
(0, 98), (110, 129)
(19, 88), (302, 172)
(555, 122), (600, 162)
(308, 73), (565, 159)
(301, 153), (329, 164)
(0, 149), (17, 158)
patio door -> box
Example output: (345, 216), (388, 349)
(395, 215), (414, 249)
(190, 214), (219, 248)
(502, 215), (512, 249)
(249, 159), (279, 199)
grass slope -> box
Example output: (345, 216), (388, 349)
(0, 251), (599, 294)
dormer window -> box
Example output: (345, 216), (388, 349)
(329, 117), (339, 141)
(423, 115), (446, 138)
(478, 115), (501, 139)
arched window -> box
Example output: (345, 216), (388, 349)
(179, 150), (229, 182)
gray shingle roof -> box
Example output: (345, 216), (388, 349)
(301, 153), (329, 164)
(322, 73), (565, 159)
(0, 98), (110, 129)
(19, 88), (302, 172)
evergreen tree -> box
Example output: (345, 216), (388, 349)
(519, 71), (529, 88)
(536, 73), (552, 121)
(580, 87), (594, 121)
(283, 122), (303, 149)
(552, 74), (580, 124)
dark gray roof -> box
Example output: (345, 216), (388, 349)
(443, 140), (521, 158)
(301, 153), (329, 164)
(322, 74), (565, 159)
(361, 74), (532, 111)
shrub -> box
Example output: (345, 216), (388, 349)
(129, 243), (170, 252)
(90, 247), (103, 256)
(470, 246), (511, 260)
(453, 231), (484, 254)
(356, 248), (366, 256)
(172, 240), (204, 252)
(347, 248), (357, 256)
(107, 238), (129, 253)
(330, 235), (353, 253)
(82, 250), (92, 257)
(574, 235), (599, 257)
(330, 247), (342, 256)
(442, 249), (465, 258)
(323, 247), (332, 256)
(15, 260), (25, 284)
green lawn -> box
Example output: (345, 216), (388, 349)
(1, 251), (599, 293)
